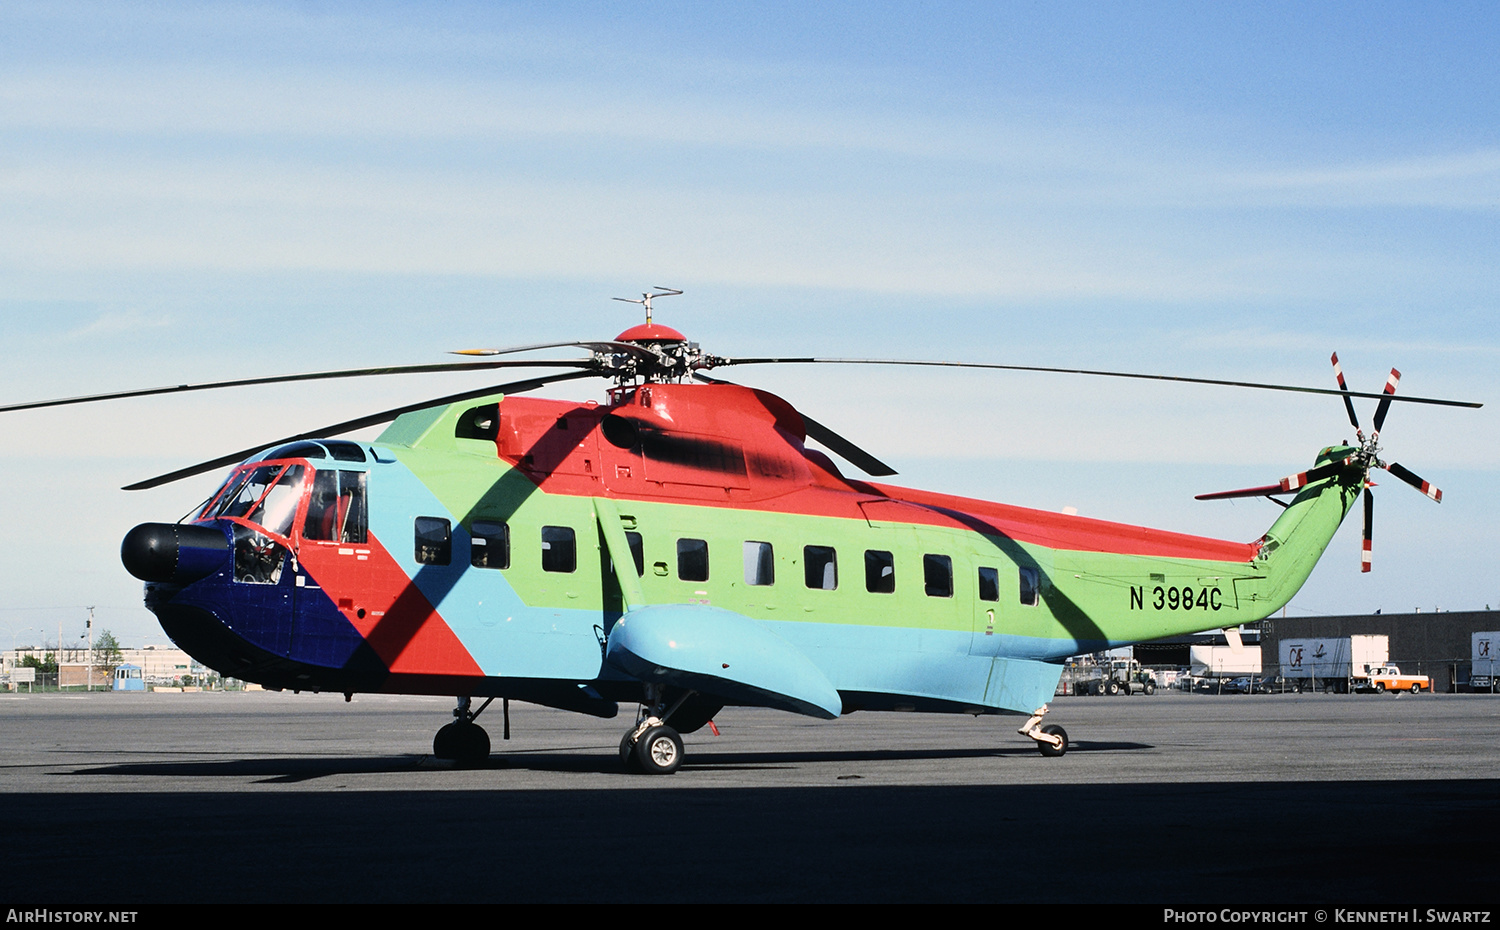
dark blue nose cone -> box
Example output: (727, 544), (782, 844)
(122, 523), (230, 584)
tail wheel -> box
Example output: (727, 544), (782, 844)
(1037, 724), (1068, 758)
(1410, 683), (1423, 693)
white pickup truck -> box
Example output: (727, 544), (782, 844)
(1364, 664), (1431, 694)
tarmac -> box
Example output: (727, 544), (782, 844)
(2, 688), (1497, 903)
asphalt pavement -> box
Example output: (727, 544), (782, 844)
(2, 688), (1496, 904)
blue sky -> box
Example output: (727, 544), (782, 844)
(1, 1), (1497, 648)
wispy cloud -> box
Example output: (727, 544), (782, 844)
(63, 309), (173, 339)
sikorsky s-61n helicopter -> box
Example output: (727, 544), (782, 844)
(5, 289), (1480, 772)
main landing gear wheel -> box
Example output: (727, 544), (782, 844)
(619, 731), (643, 772)
(618, 723), (684, 774)
(1037, 724), (1068, 757)
(434, 695), (496, 766)
(434, 720), (490, 765)
(620, 724), (683, 774)
(620, 685), (698, 774)
(635, 725), (684, 775)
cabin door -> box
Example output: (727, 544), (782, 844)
(970, 563), (1004, 657)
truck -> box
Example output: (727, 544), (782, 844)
(1075, 657), (1157, 696)
(1470, 632), (1499, 692)
(1364, 664), (1431, 694)
(1188, 644), (1262, 679)
(1278, 635), (1389, 693)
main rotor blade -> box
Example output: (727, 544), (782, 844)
(717, 357), (1482, 409)
(2, 358), (594, 414)
(122, 370), (596, 491)
(798, 414), (898, 477)
(692, 372), (897, 476)
(451, 338), (658, 363)
(1195, 483), (1289, 501)
(1385, 462), (1443, 502)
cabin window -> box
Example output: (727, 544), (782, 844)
(610, 531), (646, 578)
(470, 521), (509, 569)
(414, 517), (452, 565)
(678, 538), (709, 582)
(865, 550), (895, 593)
(804, 546), (837, 590)
(626, 531), (645, 577)
(744, 541), (775, 586)
(1019, 567), (1040, 606)
(978, 567), (1000, 602)
(924, 554), (953, 598)
(542, 526), (577, 573)
(304, 470), (367, 543)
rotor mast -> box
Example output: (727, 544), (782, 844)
(604, 287), (720, 388)
(612, 286), (682, 328)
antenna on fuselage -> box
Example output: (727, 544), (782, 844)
(612, 286), (682, 325)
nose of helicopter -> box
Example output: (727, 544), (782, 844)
(121, 523), (230, 584)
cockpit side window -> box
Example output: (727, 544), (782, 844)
(303, 470), (368, 544)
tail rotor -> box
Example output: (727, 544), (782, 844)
(1198, 354), (1446, 573)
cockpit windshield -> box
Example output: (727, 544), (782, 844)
(200, 463), (306, 537)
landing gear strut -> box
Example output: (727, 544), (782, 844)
(434, 696), (493, 766)
(1018, 705), (1069, 757)
(619, 686), (693, 774)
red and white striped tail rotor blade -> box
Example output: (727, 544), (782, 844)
(1331, 352), (1364, 441)
(1277, 460), (1345, 493)
(1361, 487), (1374, 573)
(1200, 458), (1347, 500)
(1385, 462), (1443, 503)
(1371, 368), (1401, 438)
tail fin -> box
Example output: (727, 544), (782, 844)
(1237, 445), (1365, 616)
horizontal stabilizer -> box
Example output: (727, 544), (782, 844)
(605, 605), (842, 719)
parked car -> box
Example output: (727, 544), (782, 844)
(1255, 675), (1302, 694)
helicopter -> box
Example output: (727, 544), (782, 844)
(3, 289), (1480, 773)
